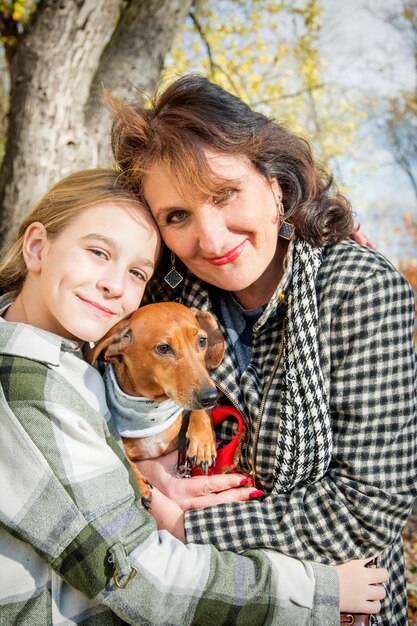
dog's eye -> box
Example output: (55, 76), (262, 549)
(155, 343), (172, 355)
(198, 336), (207, 349)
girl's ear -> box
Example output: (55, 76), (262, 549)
(22, 222), (48, 272)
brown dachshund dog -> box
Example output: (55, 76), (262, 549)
(85, 302), (225, 507)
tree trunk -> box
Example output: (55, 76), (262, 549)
(0, 0), (192, 246)
(86, 0), (193, 164)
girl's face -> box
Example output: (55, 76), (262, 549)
(22, 202), (160, 343)
(143, 151), (283, 303)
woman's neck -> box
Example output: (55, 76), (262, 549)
(232, 276), (281, 309)
(232, 239), (288, 310)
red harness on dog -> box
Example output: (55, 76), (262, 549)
(189, 405), (249, 478)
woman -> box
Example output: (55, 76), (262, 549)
(109, 75), (417, 626)
(0, 168), (386, 625)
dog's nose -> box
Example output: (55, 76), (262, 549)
(196, 387), (219, 408)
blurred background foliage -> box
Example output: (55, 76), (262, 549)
(165, 0), (364, 170)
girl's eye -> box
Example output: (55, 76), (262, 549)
(166, 210), (188, 225)
(90, 248), (108, 260)
(129, 268), (146, 281)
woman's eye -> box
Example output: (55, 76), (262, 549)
(213, 188), (237, 205)
(166, 211), (188, 225)
(198, 336), (207, 349)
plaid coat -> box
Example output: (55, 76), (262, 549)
(144, 239), (417, 626)
(0, 309), (340, 626)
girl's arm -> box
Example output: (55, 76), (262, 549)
(129, 476), (389, 617)
(0, 376), (341, 626)
(132, 475), (389, 617)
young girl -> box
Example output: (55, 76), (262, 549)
(0, 168), (386, 625)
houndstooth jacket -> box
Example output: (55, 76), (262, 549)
(144, 239), (417, 626)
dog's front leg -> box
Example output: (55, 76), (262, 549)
(186, 410), (217, 474)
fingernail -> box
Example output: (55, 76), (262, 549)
(240, 478), (249, 486)
(248, 490), (265, 499)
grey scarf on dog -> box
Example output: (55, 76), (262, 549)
(273, 239), (332, 492)
(104, 364), (183, 438)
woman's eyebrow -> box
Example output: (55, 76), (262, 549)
(149, 179), (245, 219)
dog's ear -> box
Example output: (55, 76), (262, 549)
(84, 322), (133, 365)
(193, 310), (225, 370)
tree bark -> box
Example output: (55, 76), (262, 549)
(86, 0), (193, 164)
(0, 0), (192, 246)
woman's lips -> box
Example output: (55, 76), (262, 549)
(206, 240), (247, 266)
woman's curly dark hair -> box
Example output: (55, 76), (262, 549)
(107, 73), (354, 246)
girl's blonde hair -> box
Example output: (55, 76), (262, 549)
(0, 168), (147, 293)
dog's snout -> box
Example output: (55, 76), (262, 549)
(196, 387), (219, 408)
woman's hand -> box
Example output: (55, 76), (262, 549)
(137, 450), (261, 511)
(335, 557), (388, 613)
(351, 226), (377, 250)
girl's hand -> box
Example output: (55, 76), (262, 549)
(351, 226), (377, 250)
(335, 557), (388, 613)
(137, 450), (261, 511)
(146, 485), (186, 542)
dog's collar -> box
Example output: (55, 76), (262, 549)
(104, 364), (183, 438)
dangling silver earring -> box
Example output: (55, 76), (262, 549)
(277, 201), (295, 240)
(164, 251), (184, 289)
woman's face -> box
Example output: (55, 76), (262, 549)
(22, 202), (160, 343)
(143, 151), (283, 301)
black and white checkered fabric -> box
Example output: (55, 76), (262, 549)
(143, 239), (417, 626)
(277, 240), (332, 491)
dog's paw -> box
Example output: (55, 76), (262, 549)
(141, 493), (153, 510)
(186, 439), (217, 475)
(137, 476), (153, 510)
(186, 410), (217, 474)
